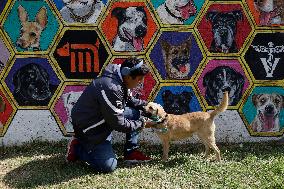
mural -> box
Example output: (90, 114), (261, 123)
(53, 28), (109, 80)
(149, 31), (203, 81)
(0, 0), (283, 138)
(197, 2), (252, 54)
(151, 0), (206, 25)
(100, 1), (158, 53)
(244, 32), (284, 81)
(3, 0), (61, 52)
(196, 58), (250, 108)
(241, 86), (284, 136)
(52, 0), (108, 24)
(4, 57), (60, 107)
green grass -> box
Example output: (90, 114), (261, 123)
(0, 140), (284, 189)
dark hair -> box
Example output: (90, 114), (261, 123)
(121, 57), (150, 79)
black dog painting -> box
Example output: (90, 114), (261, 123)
(162, 90), (193, 115)
(12, 63), (57, 106)
(206, 10), (243, 53)
(203, 66), (245, 106)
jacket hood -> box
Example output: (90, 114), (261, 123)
(101, 64), (123, 84)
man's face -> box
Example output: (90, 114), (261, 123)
(124, 75), (144, 89)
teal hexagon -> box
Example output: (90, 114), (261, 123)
(3, 0), (60, 52)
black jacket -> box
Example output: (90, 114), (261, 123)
(71, 64), (146, 150)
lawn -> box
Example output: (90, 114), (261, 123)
(0, 140), (284, 189)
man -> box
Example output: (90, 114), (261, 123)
(67, 57), (154, 173)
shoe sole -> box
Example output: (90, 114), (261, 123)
(124, 159), (151, 164)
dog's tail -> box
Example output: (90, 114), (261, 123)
(209, 91), (229, 119)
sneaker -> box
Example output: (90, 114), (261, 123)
(124, 150), (151, 164)
(66, 137), (79, 163)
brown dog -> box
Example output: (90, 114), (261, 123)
(16, 5), (48, 50)
(144, 91), (228, 161)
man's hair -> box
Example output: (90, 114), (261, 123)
(121, 57), (150, 78)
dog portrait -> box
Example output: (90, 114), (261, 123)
(156, 0), (197, 24)
(60, 0), (104, 23)
(12, 63), (57, 106)
(62, 91), (83, 132)
(254, 0), (284, 25)
(111, 6), (147, 52)
(162, 90), (193, 115)
(206, 10), (243, 53)
(251, 93), (284, 132)
(160, 37), (192, 79)
(203, 66), (245, 106)
(16, 5), (47, 50)
(144, 91), (229, 161)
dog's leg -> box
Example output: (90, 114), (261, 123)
(197, 133), (210, 159)
(161, 139), (170, 161)
(207, 139), (221, 162)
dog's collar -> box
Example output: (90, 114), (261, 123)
(68, 3), (96, 23)
(164, 3), (185, 22)
(151, 114), (168, 124)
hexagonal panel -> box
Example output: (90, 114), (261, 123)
(150, 0), (206, 25)
(196, 58), (251, 108)
(153, 83), (203, 115)
(52, 0), (108, 24)
(107, 57), (158, 101)
(240, 85), (284, 136)
(245, 0), (284, 27)
(0, 83), (16, 137)
(52, 28), (110, 80)
(52, 82), (88, 135)
(100, 0), (159, 53)
(0, 0), (8, 17)
(3, 0), (61, 52)
(149, 30), (204, 81)
(3, 56), (61, 107)
(197, 2), (252, 54)
(244, 31), (284, 82)
(0, 30), (13, 77)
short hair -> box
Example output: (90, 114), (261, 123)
(121, 57), (150, 78)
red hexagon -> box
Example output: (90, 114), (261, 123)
(100, 1), (158, 53)
(111, 58), (157, 101)
(197, 3), (252, 54)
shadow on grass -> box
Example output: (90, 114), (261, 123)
(3, 154), (97, 188)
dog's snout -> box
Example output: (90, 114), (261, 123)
(222, 86), (231, 92)
(135, 25), (147, 37)
(265, 105), (275, 114)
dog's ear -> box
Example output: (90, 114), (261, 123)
(252, 94), (259, 107)
(206, 11), (218, 22)
(62, 92), (71, 107)
(0, 95), (5, 113)
(111, 7), (126, 24)
(203, 71), (212, 87)
(18, 5), (28, 25)
(12, 68), (22, 93)
(231, 10), (243, 21)
(181, 91), (193, 100)
(36, 6), (48, 29)
(182, 36), (192, 51)
(162, 90), (172, 100)
(234, 71), (245, 96)
(160, 40), (170, 56)
(35, 64), (49, 83)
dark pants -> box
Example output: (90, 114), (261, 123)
(75, 107), (140, 173)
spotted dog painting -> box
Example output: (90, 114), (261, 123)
(4, 58), (60, 106)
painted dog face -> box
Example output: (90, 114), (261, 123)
(162, 90), (193, 115)
(206, 10), (243, 53)
(62, 0), (96, 17)
(252, 93), (284, 131)
(161, 37), (192, 79)
(164, 0), (197, 20)
(112, 6), (147, 51)
(203, 66), (245, 106)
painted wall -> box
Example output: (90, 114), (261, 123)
(0, 0), (284, 146)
